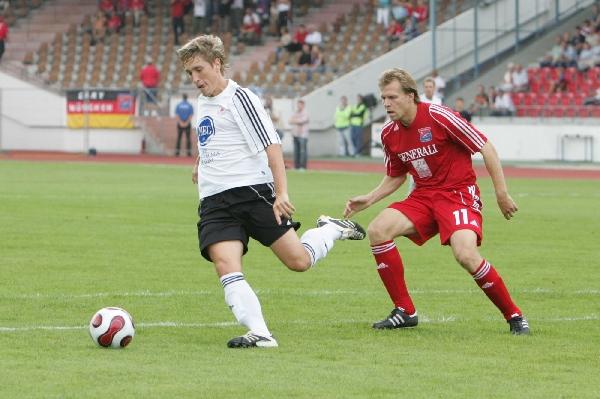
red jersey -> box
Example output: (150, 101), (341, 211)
(382, 102), (487, 191)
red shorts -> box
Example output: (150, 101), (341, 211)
(389, 185), (484, 246)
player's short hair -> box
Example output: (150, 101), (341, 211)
(177, 35), (228, 74)
(379, 68), (420, 104)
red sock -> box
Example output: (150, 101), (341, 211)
(472, 260), (521, 320)
(371, 241), (415, 314)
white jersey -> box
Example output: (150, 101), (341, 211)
(195, 80), (281, 199)
(419, 93), (442, 105)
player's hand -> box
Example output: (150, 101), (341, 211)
(192, 163), (199, 184)
(273, 192), (296, 225)
(344, 195), (371, 218)
(497, 193), (518, 220)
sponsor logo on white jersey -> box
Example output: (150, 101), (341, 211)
(197, 116), (216, 146)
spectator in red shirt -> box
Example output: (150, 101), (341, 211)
(107, 13), (122, 35)
(0, 16), (8, 62)
(140, 60), (160, 114)
(99, 0), (114, 16)
(171, 0), (185, 45)
(413, 0), (428, 24)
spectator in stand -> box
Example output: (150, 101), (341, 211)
(171, 0), (186, 45)
(550, 66), (569, 93)
(578, 42), (595, 71)
(501, 62), (515, 92)
(305, 24), (323, 48)
(295, 43), (312, 69)
(276, 0), (291, 35)
(308, 45), (325, 78)
(230, 0), (244, 37)
(473, 84), (490, 114)
(99, 0), (114, 17)
(289, 99), (310, 170)
(490, 88), (515, 116)
(0, 16), (8, 62)
(419, 77), (442, 105)
(539, 54), (554, 68)
(334, 95), (353, 157)
(403, 16), (418, 41)
(175, 93), (194, 157)
(454, 97), (472, 122)
(583, 88), (600, 105)
(107, 12), (122, 35)
(240, 7), (261, 45)
(550, 35), (563, 63)
(391, 0), (409, 22)
(140, 59), (161, 115)
(193, 0), (207, 34)
(130, 0), (146, 27)
(92, 11), (107, 44)
(413, 0), (429, 31)
(376, 0), (391, 29)
(276, 26), (292, 60)
(487, 85), (497, 106)
(286, 24), (308, 53)
(431, 69), (446, 101)
(217, 0), (232, 34)
(386, 19), (404, 48)
(511, 64), (529, 92)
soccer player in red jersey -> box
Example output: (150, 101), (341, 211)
(344, 68), (530, 335)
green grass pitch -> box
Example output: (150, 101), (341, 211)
(0, 160), (599, 398)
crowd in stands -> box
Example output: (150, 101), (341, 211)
(466, 5), (600, 118)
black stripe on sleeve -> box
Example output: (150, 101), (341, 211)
(234, 88), (271, 148)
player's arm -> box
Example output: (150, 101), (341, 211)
(480, 141), (518, 220)
(344, 174), (407, 218)
(192, 154), (200, 184)
(265, 143), (295, 225)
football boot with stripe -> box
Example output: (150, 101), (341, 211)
(227, 332), (279, 348)
(316, 215), (366, 240)
(372, 308), (418, 329)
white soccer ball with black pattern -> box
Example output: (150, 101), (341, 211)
(89, 307), (135, 348)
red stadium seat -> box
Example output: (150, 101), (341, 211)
(564, 106), (576, 117)
(591, 107), (600, 118)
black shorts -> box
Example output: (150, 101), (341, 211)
(197, 183), (301, 262)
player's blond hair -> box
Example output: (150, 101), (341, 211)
(378, 68), (420, 104)
(177, 35), (228, 74)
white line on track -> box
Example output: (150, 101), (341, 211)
(1, 315), (598, 333)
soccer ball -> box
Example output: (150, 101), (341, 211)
(89, 307), (135, 348)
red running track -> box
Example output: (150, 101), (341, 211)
(1, 150), (600, 180)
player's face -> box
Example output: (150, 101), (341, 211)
(184, 55), (226, 97)
(381, 80), (416, 122)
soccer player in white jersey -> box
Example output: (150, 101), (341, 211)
(177, 35), (366, 348)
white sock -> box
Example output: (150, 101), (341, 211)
(220, 272), (271, 337)
(300, 224), (341, 266)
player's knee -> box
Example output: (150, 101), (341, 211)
(367, 221), (392, 244)
(283, 252), (311, 272)
(453, 250), (479, 271)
